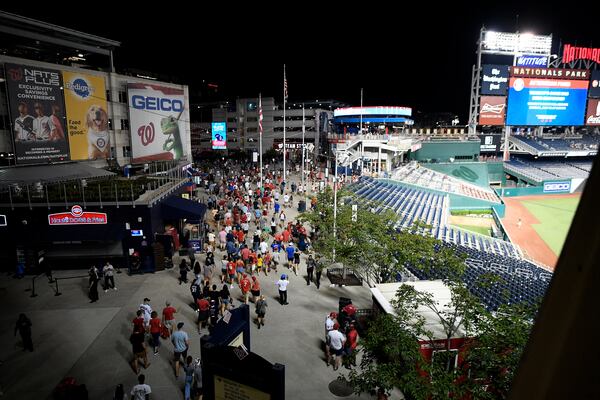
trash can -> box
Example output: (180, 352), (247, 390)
(298, 200), (306, 212)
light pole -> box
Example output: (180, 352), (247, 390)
(333, 149), (338, 262)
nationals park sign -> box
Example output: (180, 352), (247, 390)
(48, 204), (107, 225)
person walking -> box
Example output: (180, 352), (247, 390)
(149, 311), (162, 355)
(139, 298), (153, 330)
(343, 323), (359, 368)
(196, 296), (210, 333)
(255, 295), (267, 329)
(172, 322), (190, 378)
(239, 274), (251, 305)
(88, 266), (100, 303)
(306, 254), (315, 286)
(219, 284), (231, 315)
(275, 274), (289, 305)
(179, 259), (189, 285)
(292, 248), (301, 276)
(130, 330), (150, 374)
(315, 257), (323, 290)
(324, 312), (337, 365)
(103, 261), (117, 292)
(130, 374), (151, 400)
(327, 322), (346, 371)
(250, 276), (261, 303)
(15, 313), (33, 352)
(162, 301), (177, 336)
(182, 356), (195, 400)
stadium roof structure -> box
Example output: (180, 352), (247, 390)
(0, 162), (115, 186)
(0, 11), (120, 71)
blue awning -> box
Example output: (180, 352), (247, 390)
(161, 196), (206, 222)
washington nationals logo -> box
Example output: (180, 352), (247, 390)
(138, 122), (155, 146)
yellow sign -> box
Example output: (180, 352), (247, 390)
(62, 71), (109, 160)
(214, 375), (271, 400)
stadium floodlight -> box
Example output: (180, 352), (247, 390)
(482, 30), (552, 56)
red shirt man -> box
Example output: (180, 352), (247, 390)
(197, 298), (210, 312)
(162, 305), (176, 322)
(240, 276), (251, 293)
(282, 230), (291, 243)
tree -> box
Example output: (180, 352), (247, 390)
(346, 274), (538, 399)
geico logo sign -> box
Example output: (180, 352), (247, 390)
(131, 95), (184, 112)
(544, 182), (570, 191)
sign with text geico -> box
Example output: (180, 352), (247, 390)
(48, 205), (107, 225)
(128, 83), (187, 163)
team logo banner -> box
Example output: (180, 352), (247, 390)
(128, 83), (187, 163)
(63, 71), (109, 160)
(5, 63), (70, 164)
(48, 205), (107, 225)
(212, 122), (227, 149)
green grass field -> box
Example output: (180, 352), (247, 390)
(451, 224), (492, 237)
(520, 196), (580, 256)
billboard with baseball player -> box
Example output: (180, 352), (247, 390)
(4, 63), (70, 164)
(127, 83), (187, 163)
(62, 71), (109, 160)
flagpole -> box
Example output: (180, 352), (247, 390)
(259, 93), (263, 190)
(302, 103), (306, 206)
(283, 64), (287, 186)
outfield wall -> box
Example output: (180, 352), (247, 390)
(495, 179), (572, 197)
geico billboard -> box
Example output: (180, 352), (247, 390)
(4, 63), (70, 164)
(128, 83), (187, 163)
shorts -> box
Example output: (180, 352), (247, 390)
(257, 311), (265, 318)
(164, 319), (175, 330)
(134, 351), (146, 360)
(198, 310), (209, 322)
(332, 347), (344, 356)
(251, 290), (260, 297)
(174, 348), (188, 362)
(221, 297), (230, 305)
(236, 266), (244, 273)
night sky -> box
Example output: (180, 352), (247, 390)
(2, 4), (598, 121)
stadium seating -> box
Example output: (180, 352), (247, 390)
(348, 176), (551, 311)
(505, 158), (592, 182)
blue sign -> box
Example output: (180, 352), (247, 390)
(211, 122), (227, 150)
(543, 181), (570, 193)
(506, 77), (588, 126)
(131, 229), (144, 237)
(515, 55), (548, 67)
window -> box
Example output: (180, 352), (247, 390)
(110, 147), (116, 158)
(118, 91), (127, 103)
(120, 119), (130, 130)
(431, 349), (458, 374)
(108, 119), (113, 130)
(122, 146), (131, 157)
(106, 90), (111, 102)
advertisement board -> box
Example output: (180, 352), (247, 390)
(211, 122), (227, 149)
(128, 83), (187, 163)
(477, 134), (502, 152)
(481, 65), (510, 95)
(543, 181), (571, 193)
(585, 99), (600, 126)
(48, 205), (107, 225)
(515, 55), (548, 67)
(510, 67), (589, 80)
(4, 63), (70, 164)
(506, 78), (588, 126)
(589, 70), (600, 98)
(62, 71), (109, 160)
(478, 96), (506, 125)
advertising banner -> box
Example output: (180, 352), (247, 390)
(510, 67), (589, 80)
(478, 96), (506, 125)
(477, 134), (501, 152)
(4, 63), (70, 164)
(506, 77), (588, 126)
(515, 55), (548, 67)
(481, 65), (510, 95)
(211, 122), (227, 149)
(586, 99), (600, 126)
(128, 83), (187, 163)
(62, 71), (109, 160)
(48, 205), (107, 225)
(543, 181), (571, 193)
(589, 70), (600, 98)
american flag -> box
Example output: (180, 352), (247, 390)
(283, 66), (288, 100)
(259, 95), (263, 136)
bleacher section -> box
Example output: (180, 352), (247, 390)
(347, 176), (551, 311)
(391, 162), (500, 203)
(408, 243), (551, 311)
(517, 135), (600, 152)
(348, 177), (521, 258)
(505, 158), (591, 183)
